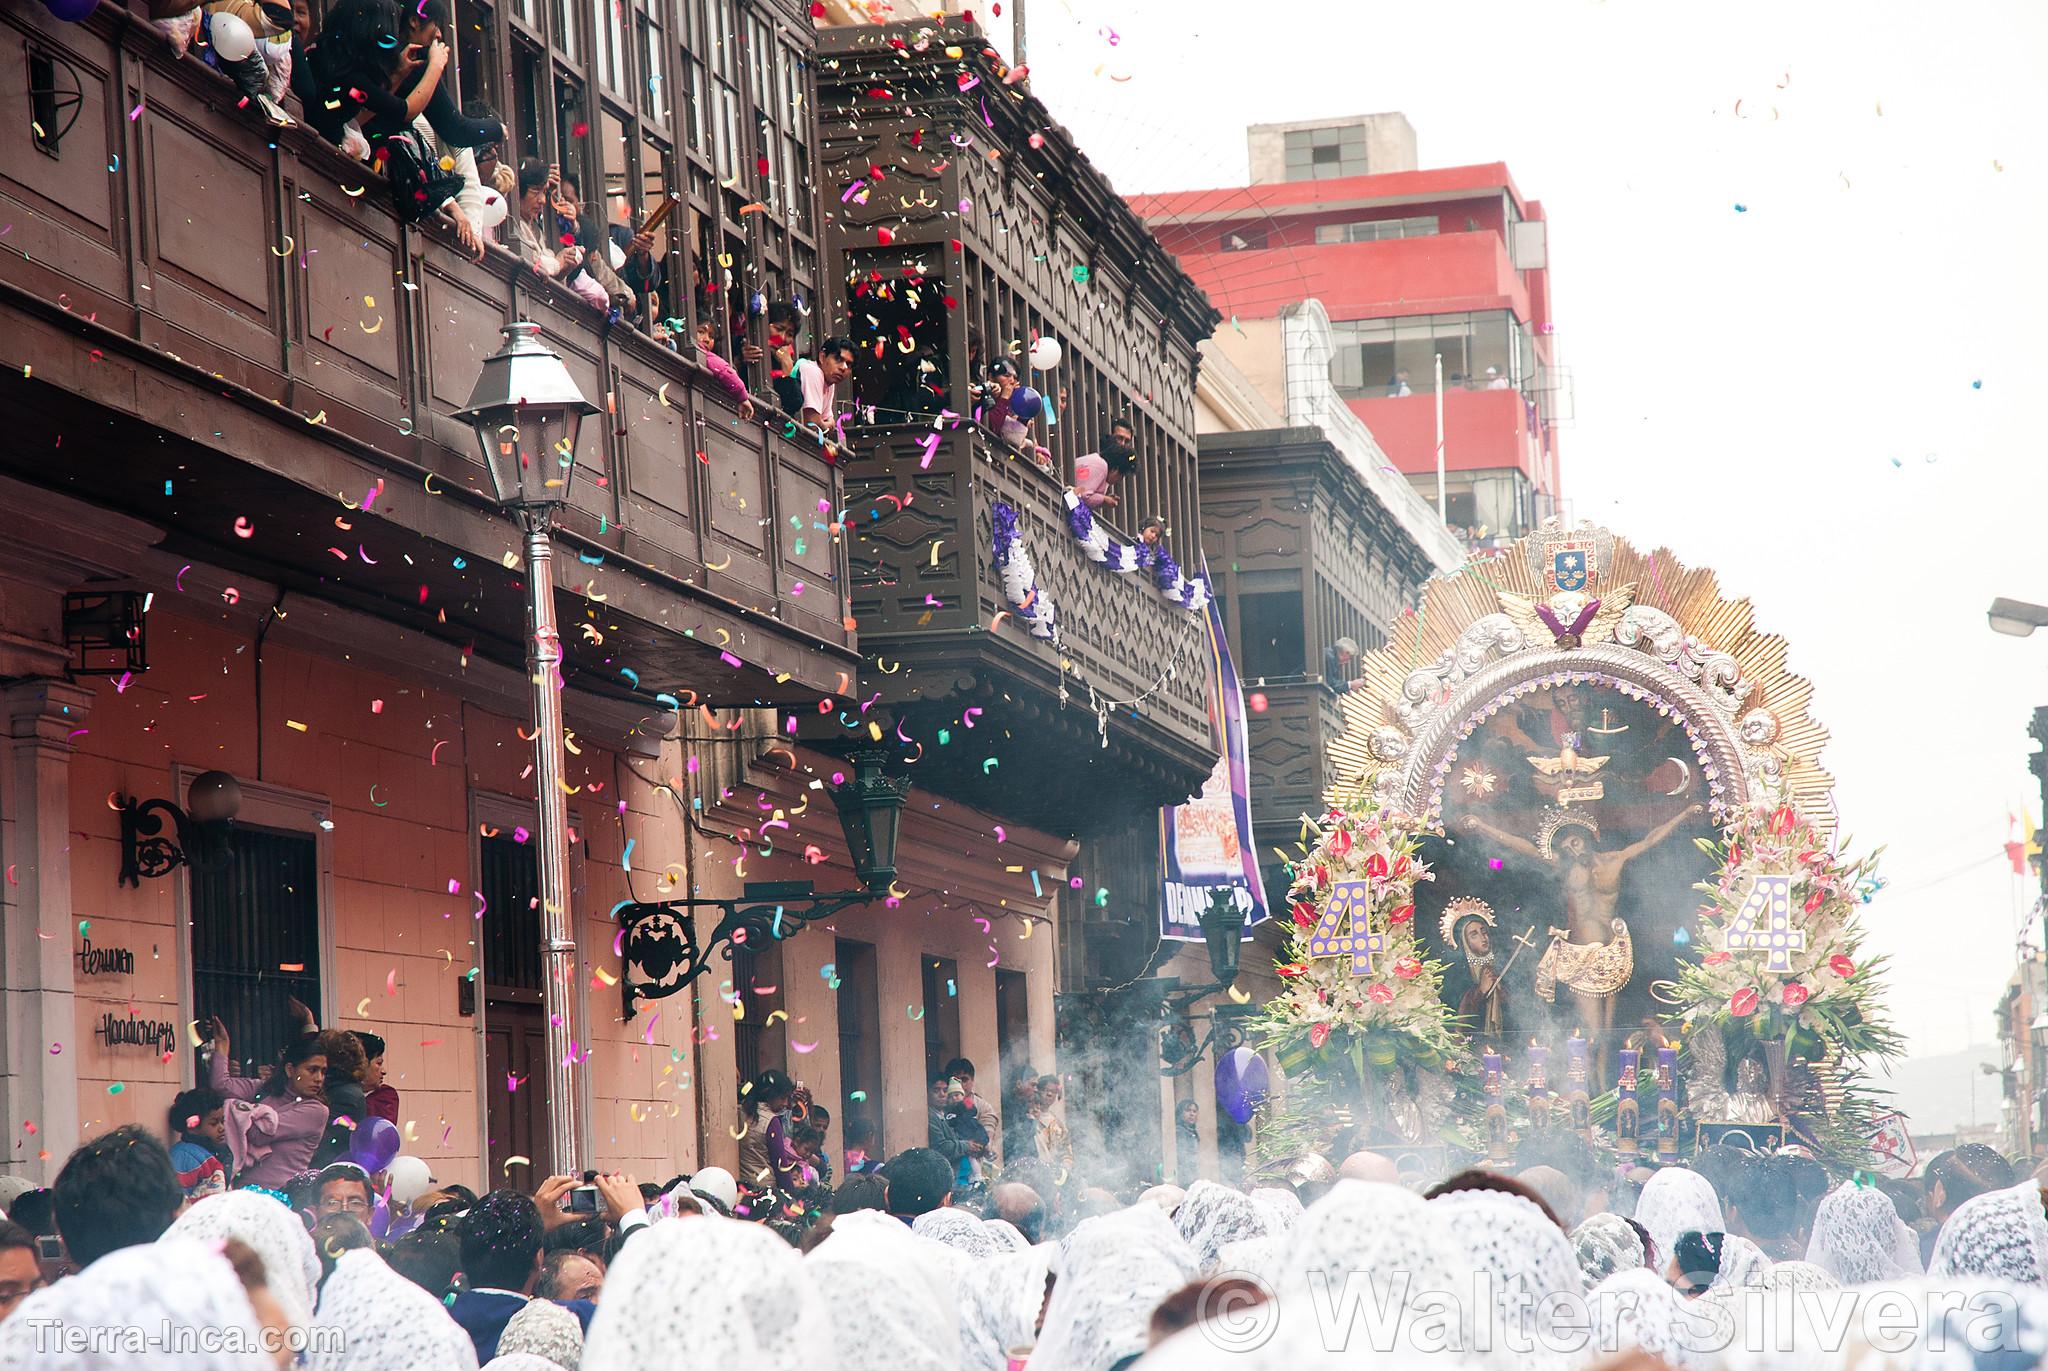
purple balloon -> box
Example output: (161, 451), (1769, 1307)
(42, 0), (99, 21)
(1008, 385), (1043, 423)
(1214, 1046), (1269, 1125)
(350, 1116), (401, 1173)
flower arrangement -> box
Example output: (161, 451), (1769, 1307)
(1666, 800), (1901, 1160)
(1249, 795), (1473, 1159)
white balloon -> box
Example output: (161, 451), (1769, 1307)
(1028, 336), (1062, 370)
(385, 1155), (434, 1207)
(209, 12), (256, 62)
(476, 190), (510, 231)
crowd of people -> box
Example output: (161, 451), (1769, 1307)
(6, 1099), (2048, 1369)
(147, 0), (850, 455)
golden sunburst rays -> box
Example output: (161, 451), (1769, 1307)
(1327, 528), (1833, 834)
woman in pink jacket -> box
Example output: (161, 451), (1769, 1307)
(206, 1016), (331, 1191)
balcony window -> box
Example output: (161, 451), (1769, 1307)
(1283, 126), (1366, 182)
(847, 252), (951, 422)
(1313, 216), (1437, 244)
(1329, 311), (1520, 398)
(1236, 587), (1306, 681)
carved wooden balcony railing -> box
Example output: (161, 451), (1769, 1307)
(0, 5), (853, 705)
(829, 421), (1216, 835)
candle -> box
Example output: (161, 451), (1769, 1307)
(1527, 1044), (1551, 1129)
(1484, 1051), (1509, 1161)
(1656, 1046), (1679, 1160)
(1616, 1048), (1640, 1155)
(1567, 1036), (1591, 1138)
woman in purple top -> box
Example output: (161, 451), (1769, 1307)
(206, 1016), (331, 1190)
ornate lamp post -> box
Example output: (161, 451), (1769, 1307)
(456, 322), (600, 1174)
(1160, 888), (1256, 1076)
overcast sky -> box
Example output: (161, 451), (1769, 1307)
(997, 0), (2048, 1070)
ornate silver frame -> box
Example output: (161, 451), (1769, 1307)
(1360, 605), (1787, 825)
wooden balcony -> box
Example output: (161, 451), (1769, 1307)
(0, 5), (854, 705)
(828, 422), (1217, 835)
(1241, 676), (1347, 843)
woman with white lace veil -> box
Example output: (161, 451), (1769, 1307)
(913, 1207), (1006, 1261)
(1430, 1187), (1585, 1367)
(1635, 1167), (1726, 1269)
(1027, 1203), (1198, 1371)
(584, 1212), (833, 1368)
(1175, 1180), (1275, 1272)
(1588, 1266), (1728, 1369)
(164, 1190), (322, 1331)
(307, 1246), (478, 1371)
(1571, 1212), (1647, 1286)
(808, 1208), (963, 1371)
(981, 1218), (1030, 1253)
(495, 1298), (582, 1371)
(1712, 1232), (1774, 1292)
(957, 1243), (1056, 1371)
(1271, 1180), (1479, 1361)
(0, 1239), (274, 1371)
(1806, 1181), (1921, 1284)
(1757, 1260), (1839, 1294)
(1930, 1180), (2048, 1286)
(1248, 1186), (1304, 1233)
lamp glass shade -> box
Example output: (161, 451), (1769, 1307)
(1991, 613), (2040, 638)
(832, 754), (908, 893)
(185, 770), (242, 824)
(454, 323), (598, 511)
(1202, 888), (1248, 988)
(1989, 598), (2048, 638)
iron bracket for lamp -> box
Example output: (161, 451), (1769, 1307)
(1159, 999), (1259, 1077)
(614, 881), (885, 1019)
(117, 797), (221, 887)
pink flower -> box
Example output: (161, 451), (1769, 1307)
(1367, 983), (1394, 1005)
(1364, 854), (1388, 880)
(1393, 957), (1422, 980)
(1730, 987), (1759, 1017)
(1782, 983), (1810, 1008)
(1388, 904), (1415, 925)
(1829, 954), (1856, 978)
(1703, 951), (1731, 966)
(1308, 1022), (1331, 1049)
(1329, 828), (1353, 857)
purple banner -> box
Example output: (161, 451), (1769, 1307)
(1160, 569), (1270, 940)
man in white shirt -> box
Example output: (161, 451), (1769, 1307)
(1484, 366), (1511, 390)
(794, 336), (855, 455)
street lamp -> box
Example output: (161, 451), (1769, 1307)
(612, 751), (909, 1016)
(1160, 888), (1255, 1075)
(1989, 598), (2048, 638)
(456, 322), (600, 1175)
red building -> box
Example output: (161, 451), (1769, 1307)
(1134, 115), (1568, 541)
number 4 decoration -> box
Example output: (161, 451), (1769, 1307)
(1308, 879), (1386, 976)
(1723, 873), (1806, 973)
